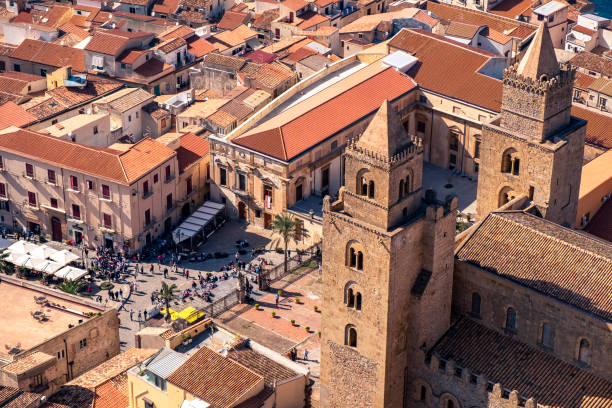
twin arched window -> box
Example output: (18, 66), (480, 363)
(501, 148), (520, 175)
(348, 246), (363, 270)
(399, 175), (411, 199)
(346, 287), (362, 310)
(357, 170), (375, 199)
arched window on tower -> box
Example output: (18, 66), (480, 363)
(357, 251), (363, 270)
(347, 288), (355, 307)
(349, 248), (356, 268)
(578, 339), (591, 365)
(399, 179), (405, 198)
(368, 181), (375, 199)
(506, 307), (517, 331)
(501, 148), (519, 175)
(361, 178), (368, 195)
(345, 325), (357, 347)
(405, 175), (410, 194)
(356, 292), (362, 310)
(471, 292), (481, 317)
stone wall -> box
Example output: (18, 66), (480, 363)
(325, 341), (377, 407)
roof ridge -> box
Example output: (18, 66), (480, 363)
(408, 28), (496, 58)
(493, 212), (612, 264)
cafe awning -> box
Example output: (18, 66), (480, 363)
(172, 201), (225, 244)
(55, 266), (88, 281)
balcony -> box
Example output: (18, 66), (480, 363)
(143, 217), (157, 229)
(142, 190), (153, 199)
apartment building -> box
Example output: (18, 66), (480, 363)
(0, 129), (196, 251)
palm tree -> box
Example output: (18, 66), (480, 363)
(0, 249), (13, 275)
(271, 213), (309, 275)
(159, 281), (178, 322)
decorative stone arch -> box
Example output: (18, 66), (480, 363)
(356, 168), (370, 196)
(399, 167), (414, 200)
(498, 186), (515, 207)
(411, 378), (432, 404)
(344, 324), (357, 347)
(345, 240), (365, 270)
(439, 392), (461, 408)
(343, 280), (359, 304)
(501, 147), (520, 175)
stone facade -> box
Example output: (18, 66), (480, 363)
(320, 101), (457, 407)
(477, 34), (586, 227)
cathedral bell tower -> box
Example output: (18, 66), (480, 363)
(320, 101), (457, 407)
(476, 22), (586, 227)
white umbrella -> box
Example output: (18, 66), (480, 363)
(30, 245), (58, 259)
(23, 257), (45, 269)
(34, 260), (63, 274)
(7, 240), (38, 255)
(55, 266), (88, 281)
(13, 254), (32, 266)
(50, 250), (80, 265)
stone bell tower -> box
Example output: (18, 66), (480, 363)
(476, 22), (585, 227)
(320, 101), (457, 407)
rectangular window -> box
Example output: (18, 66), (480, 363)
(143, 181), (149, 196)
(13, 64), (20, 72)
(153, 174), (159, 183)
(165, 165), (171, 181)
(50, 198), (58, 208)
(102, 185), (110, 200)
(26, 163), (34, 178)
(48, 169), (56, 184)
(93, 125), (98, 134)
(72, 204), (80, 219)
(322, 167), (330, 188)
(128, 115), (132, 122)
(238, 173), (246, 191)
(219, 168), (227, 186)
(0, 183), (6, 198)
(264, 184), (273, 208)
(70, 176), (79, 191)
(166, 193), (173, 210)
(28, 191), (36, 206)
(331, 140), (338, 150)
(103, 213), (112, 228)
(87, 180), (94, 190)
(0, 156), (3, 169)
(144, 209), (151, 225)
(474, 140), (480, 159)
(186, 176), (193, 194)
(417, 121), (426, 133)
(79, 338), (87, 349)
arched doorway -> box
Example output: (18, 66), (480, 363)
(238, 201), (247, 220)
(51, 217), (62, 242)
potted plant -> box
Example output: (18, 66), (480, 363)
(305, 326), (310, 332)
(255, 303), (260, 310)
(290, 319), (295, 326)
(317, 331), (321, 338)
(313, 305), (318, 312)
(278, 289), (283, 296)
(295, 297), (300, 304)
(271, 311), (276, 318)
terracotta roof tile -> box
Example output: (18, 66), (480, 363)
(167, 346), (263, 408)
(445, 20), (482, 39)
(2, 352), (55, 375)
(234, 387), (274, 408)
(425, 1), (535, 39)
(456, 211), (612, 321)
(10, 39), (86, 72)
(247, 61), (295, 89)
(571, 105), (612, 149)
(389, 29), (502, 112)
(0, 386), (41, 408)
(91, 374), (128, 408)
(571, 51), (612, 78)
(573, 24), (597, 35)
(187, 37), (216, 58)
(161, 25), (195, 39)
(156, 37), (186, 53)
(574, 71), (597, 90)
(251, 9), (279, 31)
(234, 64), (417, 161)
(296, 12), (329, 29)
(412, 10), (439, 28)
(204, 52), (247, 69)
(490, 0), (535, 19)
(212, 24), (257, 47)
(0, 43), (16, 57)
(85, 32), (133, 55)
(0, 101), (37, 130)
(178, 10), (207, 24)
(133, 58), (173, 77)
(487, 28), (512, 44)
(585, 197), (612, 243)
(153, 0), (182, 14)
(340, 9), (418, 33)
(120, 138), (176, 181)
(281, 0), (307, 11)
(176, 132), (209, 172)
(117, 49), (148, 64)
(217, 10), (250, 30)
(228, 347), (298, 387)
(434, 318), (612, 407)
(246, 49), (277, 63)
(59, 22), (90, 40)
(208, 109), (237, 128)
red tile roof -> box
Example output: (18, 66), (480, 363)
(572, 105), (612, 149)
(490, 0), (535, 19)
(176, 133), (209, 172)
(187, 37), (217, 58)
(297, 13), (329, 29)
(573, 24), (597, 35)
(10, 39), (86, 72)
(413, 10), (439, 28)
(234, 65), (417, 161)
(456, 211), (612, 321)
(217, 10), (250, 30)
(117, 49), (148, 64)
(0, 71), (43, 82)
(91, 374), (128, 408)
(85, 32), (136, 55)
(281, 0), (308, 11)
(156, 37), (186, 53)
(433, 318), (612, 408)
(571, 51), (612, 78)
(161, 25), (195, 39)
(573, 71), (596, 90)
(59, 22), (90, 40)
(167, 346), (263, 408)
(0, 101), (36, 130)
(133, 58), (173, 77)
(389, 29), (502, 112)
(246, 49), (277, 63)
(153, 0), (182, 14)
(0, 130), (174, 184)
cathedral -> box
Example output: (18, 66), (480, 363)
(320, 22), (612, 408)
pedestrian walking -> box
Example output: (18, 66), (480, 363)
(130, 310), (134, 321)
(304, 349), (309, 361)
(275, 293), (279, 307)
(163, 268), (168, 279)
(140, 265), (144, 275)
(144, 310), (148, 320)
(119, 288), (123, 299)
(138, 311), (142, 321)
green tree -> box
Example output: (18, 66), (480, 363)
(160, 281), (178, 322)
(271, 213), (309, 275)
(58, 280), (86, 294)
(0, 249), (13, 275)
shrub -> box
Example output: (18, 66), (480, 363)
(278, 289), (283, 295)
(290, 319), (295, 325)
(305, 326), (310, 331)
(294, 297), (300, 303)
(271, 311), (276, 317)
(255, 304), (260, 309)
(313, 305), (318, 311)
(317, 331), (321, 337)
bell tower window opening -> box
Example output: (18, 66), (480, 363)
(578, 338), (591, 365)
(368, 181), (375, 199)
(347, 288), (355, 307)
(357, 251), (363, 270)
(356, 292), (362, 310)
(345, 325), (357, 347)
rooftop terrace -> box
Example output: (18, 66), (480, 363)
(0, 281), (101, 359)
